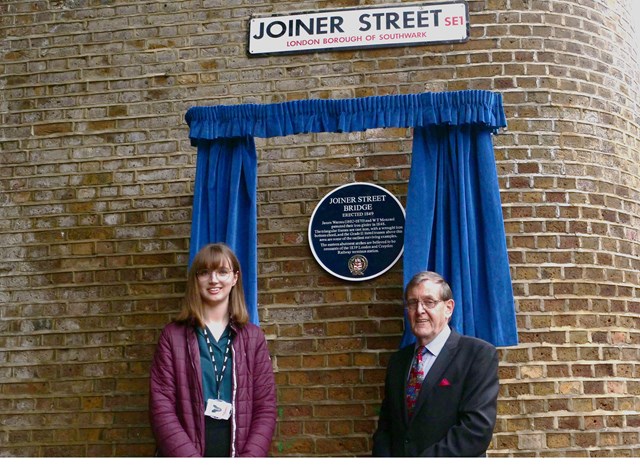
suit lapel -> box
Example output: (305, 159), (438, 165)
(410, 330), (461, 422)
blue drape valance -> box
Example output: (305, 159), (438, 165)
(186, 90), (506, 141)
(186, 91), (518, 347)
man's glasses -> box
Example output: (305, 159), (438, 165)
(196, 268), (234, 281)
(405, 298), (444, 311)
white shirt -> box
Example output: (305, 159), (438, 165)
(411, 324), (451, 380)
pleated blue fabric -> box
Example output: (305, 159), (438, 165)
(186, 91), (506, 140)
(189, 137), (258, 323)
(186, 91), (518, 346)
(400, 125), (518, 347)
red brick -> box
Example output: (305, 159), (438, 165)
(2, 0), (640, 459)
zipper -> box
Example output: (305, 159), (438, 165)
(230, 341), (237, 457)
(187, 326), (205, 455)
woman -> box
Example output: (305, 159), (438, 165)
(149, 243), (277, 457)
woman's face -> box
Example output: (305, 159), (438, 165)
(195, 257), (238, 307)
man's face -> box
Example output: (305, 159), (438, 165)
(406, 280), (454, 346)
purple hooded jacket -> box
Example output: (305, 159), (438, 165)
(149, 321), (277, 457)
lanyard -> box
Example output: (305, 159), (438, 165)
(202, 327), (232, 400)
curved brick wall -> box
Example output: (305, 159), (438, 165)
(489, 0), (640, 456)
(0, 0), (638, 457)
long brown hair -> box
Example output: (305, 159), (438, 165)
(176, 243), (250, 327)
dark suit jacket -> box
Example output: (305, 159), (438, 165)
(372, 329), (499, 457)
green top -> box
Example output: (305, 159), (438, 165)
(196, 325), (233, 405)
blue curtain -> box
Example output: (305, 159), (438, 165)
(401, 124), (518, 347)
(186, 91), (505, 139)
(186, 91), (518, 346)
(189, 137), (258, 324)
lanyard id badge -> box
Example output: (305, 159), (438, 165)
(202, 327), (233, 420)
(205, 398), (232, 420)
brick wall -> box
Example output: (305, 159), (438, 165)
(1, 0), (639, 457)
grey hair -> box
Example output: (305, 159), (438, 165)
(404, 271), (453, 301)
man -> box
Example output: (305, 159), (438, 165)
(372, 271), (499, 457)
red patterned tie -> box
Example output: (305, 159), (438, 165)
(406, 346), (427, 418)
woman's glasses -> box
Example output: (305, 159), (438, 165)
(196, 268), (235, 281)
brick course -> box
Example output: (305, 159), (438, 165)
(0, 0), (639, 457)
